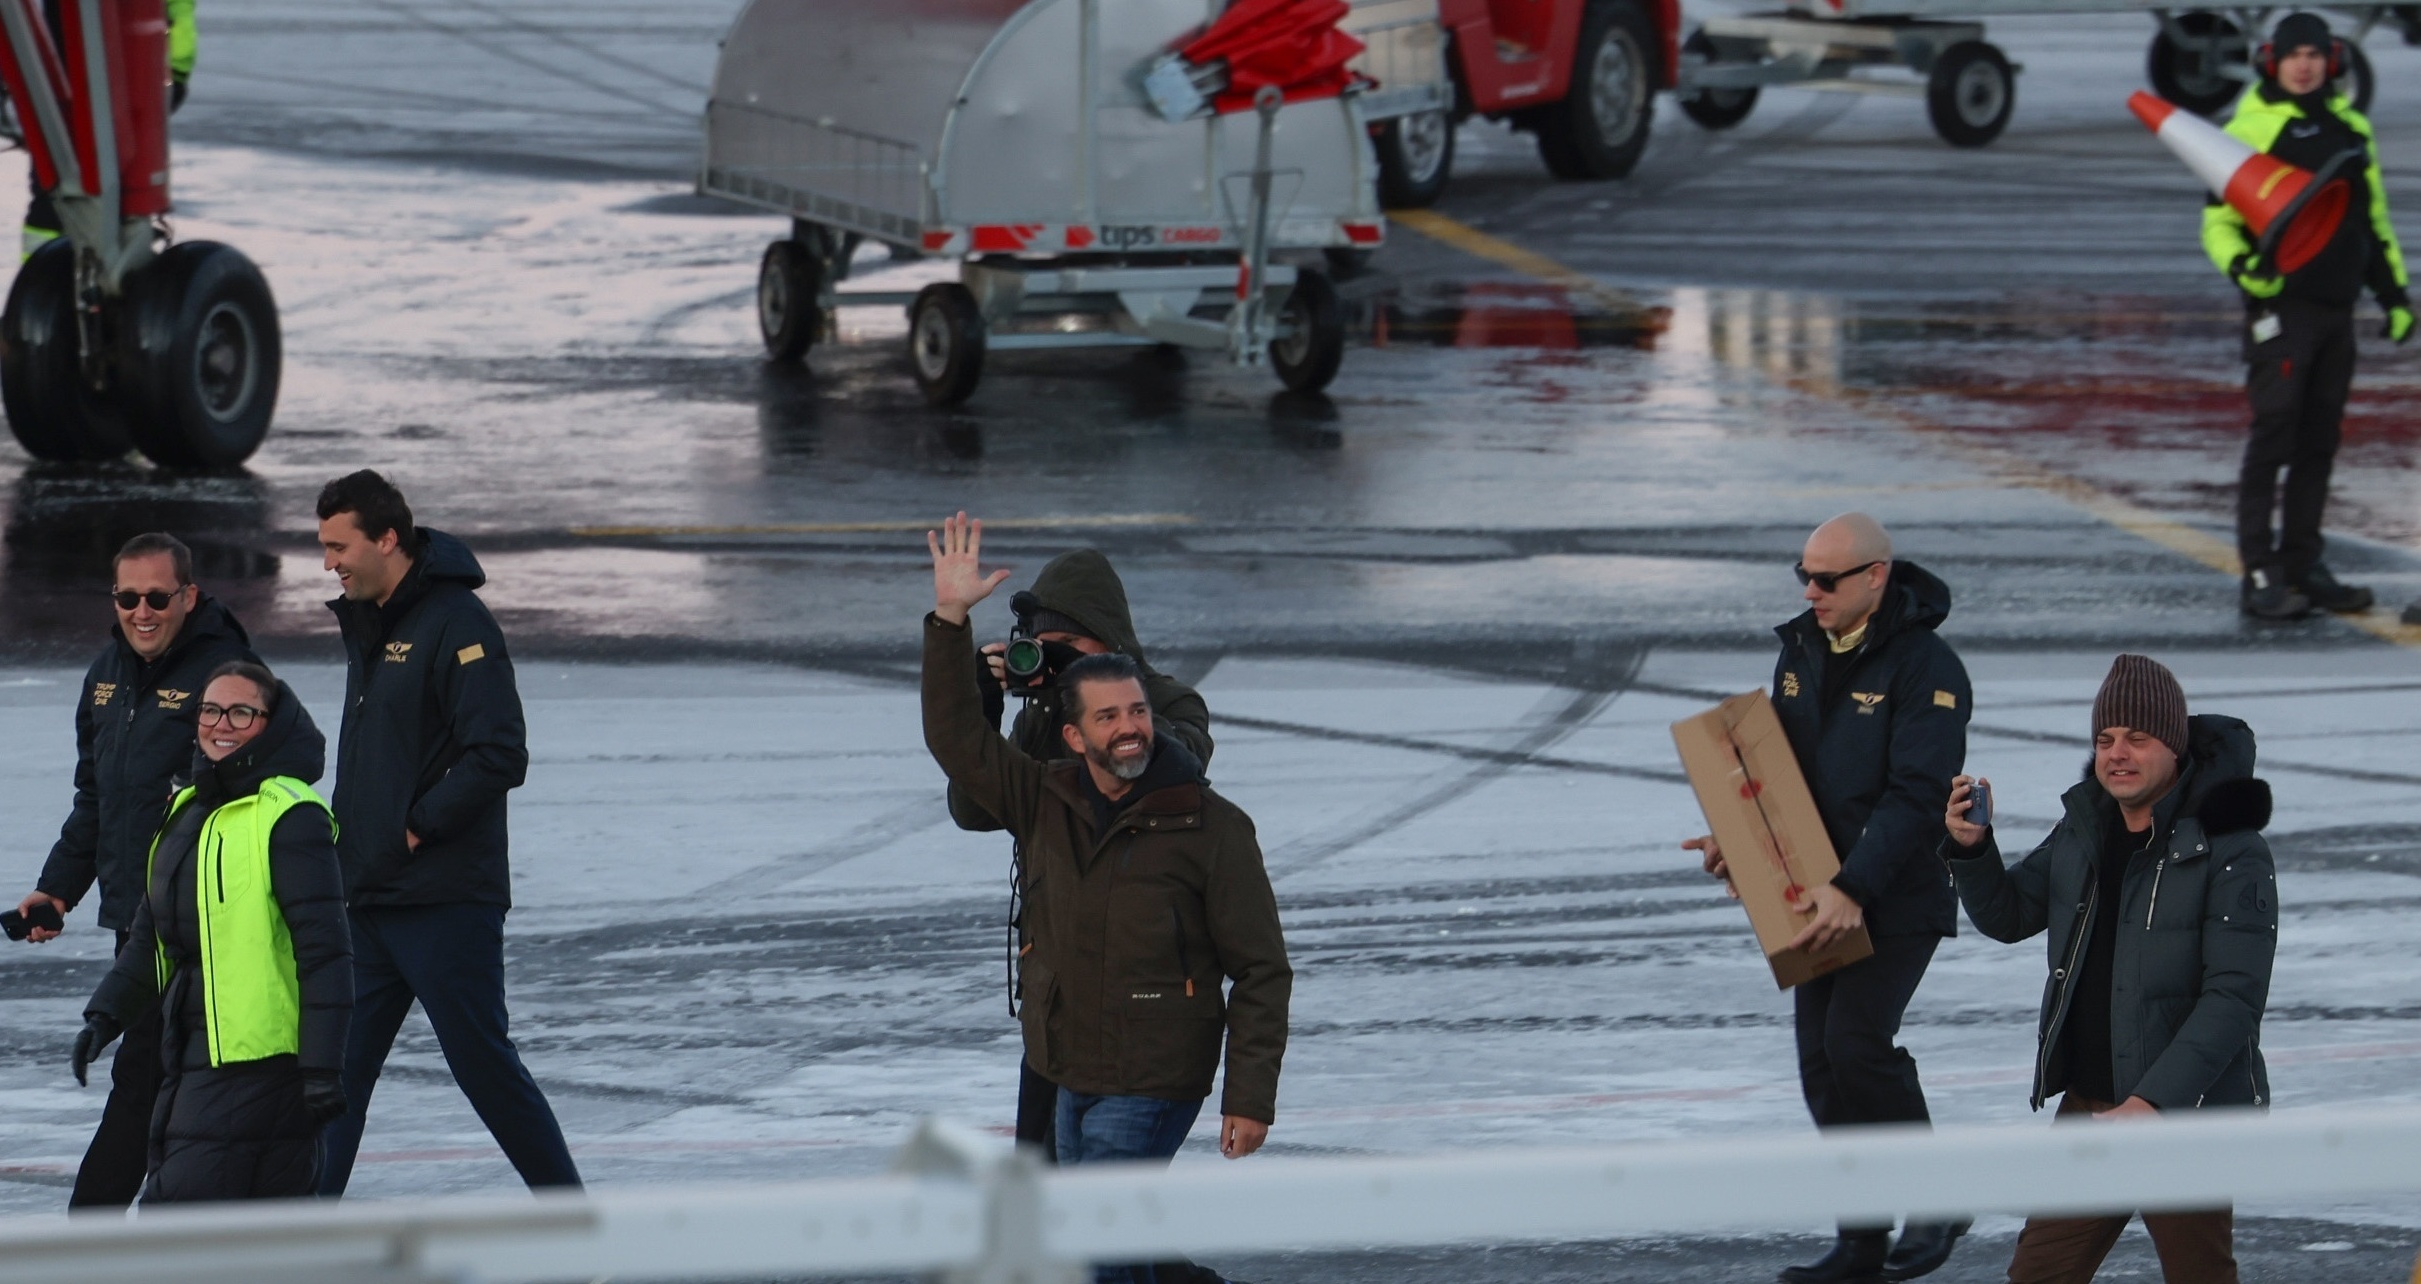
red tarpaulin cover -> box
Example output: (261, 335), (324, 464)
(1176, 0), (1365, 113)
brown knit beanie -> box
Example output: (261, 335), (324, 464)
(2093, 654), (2189, 760)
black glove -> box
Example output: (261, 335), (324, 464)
(170, 75), (188, 113)
(302, 1069), (348, 1125)
(71, 1013), (123, 1086)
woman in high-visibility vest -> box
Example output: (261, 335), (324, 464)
(71, 660), (352, 1202)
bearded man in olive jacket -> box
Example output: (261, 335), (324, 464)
(923, 514), (1288, 1279)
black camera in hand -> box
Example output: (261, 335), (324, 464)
(2, 900), (64, 941)
(1003, 592), (1085, 698)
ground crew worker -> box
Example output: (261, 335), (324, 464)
(71, 661), (352, 1202)
(1689, 513), (1972, 1284)
(310, 470), (582, 1196)
(2205, 11), (2410, 620)
(926, 512), (1290, 1284)
(1943, 655), (2276, 1283)
(12, 532), (257, 1207)
(22, 0), (195, 257)
(951, 549), (1214, 1163)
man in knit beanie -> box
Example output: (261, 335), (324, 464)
(1941, 654), (2277, 1283)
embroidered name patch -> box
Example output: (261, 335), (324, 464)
(1780, 672), (1801, 699)
(1851, 692), (1885, 714)
(92, 682), (117, 706)
(155, 688), (190, 710)
(383, 642), (413, 663)
(457, 643), (486, 665)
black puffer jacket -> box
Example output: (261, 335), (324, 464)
(1771, 561), (1971, 937)
(38, 596), (258, 930)
(328, 530), (528, 908)
(950, 549), (1213, 832)
(1945, 715), (2277, 1111)
(88, 683), (353, 1074)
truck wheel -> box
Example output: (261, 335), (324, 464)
(2146, 13), (2245, 116)
(1536, 0), (1659, 180)
(2338, 39), (2374, 113)
(908, 283), (986, 406)
(1270, 269), (1344, 393)
(1927, 41), (2014, 148)
(759, 239), (824, 363)
(119, 242), (282, 469)
(1375, 110), (1455, 208)
(0, 239), (131, 463)
(1677, 31), (1758, 130)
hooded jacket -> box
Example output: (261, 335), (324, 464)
(1771, 561), (1971, 938)
(328, 529), (528, 908)
(39, 595), (260, 931)
(88, 682), (353, 1075)
(1945, 715), (2277, 1111)
(2203, 82), (2407, 310)
(950, 550), (1213, 833)
(924, 613), (1290, 1122)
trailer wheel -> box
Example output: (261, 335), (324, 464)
(759, 240), (824, 363)
(1536, 0), (1658, 180)
(1375, 110), (1455, 208)
(0, 239), (131, 463)
(1270, 270), (1344, 394)
(1677, 31), (1758, 130)
(2147, 13), (2245, 116)
(909, 283), (986, 406)
(2338, 39), (2374, 114)
(116, 242), (282, 469)
(1926, 41), (2014, 148)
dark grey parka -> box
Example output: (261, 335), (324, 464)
(1944, 715), (2277, 1111)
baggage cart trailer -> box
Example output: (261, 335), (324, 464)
(702, 0), (1385, 405)
(1673, 2), (2414, 148)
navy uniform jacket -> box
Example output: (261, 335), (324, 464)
(1770, 560), (1970, 938)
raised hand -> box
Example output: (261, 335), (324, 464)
(927, 511), (1012, 625)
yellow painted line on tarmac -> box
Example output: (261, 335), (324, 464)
(569, 514), (1201, 539)
(1395, 210), (2421, 650)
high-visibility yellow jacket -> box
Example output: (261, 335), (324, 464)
(2203, 84), (2407, 306)
(147, 776), (331, 1066)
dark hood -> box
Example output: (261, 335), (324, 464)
(188, 680), (327, 803)
(114, 591), (251, 670)
(1778, 558), (1952, 648)
(414, 528), (486, 589)
(2068, 713), (2270, 839)
(1026, 549), (1148, 664)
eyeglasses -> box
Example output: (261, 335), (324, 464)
(196, 703), (264, 730)
(112, 589), (181, 611)
(1794, 560), (1881, 593)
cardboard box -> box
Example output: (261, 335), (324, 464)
(1671, 690), (1873, 989)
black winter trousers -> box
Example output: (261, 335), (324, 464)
(316, 903), (580, 1195)
(1795, 933), (1939, 1229)
(2237, 300), (2356, 580)
(68, 930), (162, 1208)
(144, 1055), (318, 1203)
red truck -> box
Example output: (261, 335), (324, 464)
(1348, 0), (1683, 206)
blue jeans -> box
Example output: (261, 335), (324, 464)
(316, 903), (582, 1194)
(1055, 1090), (1211, 1284)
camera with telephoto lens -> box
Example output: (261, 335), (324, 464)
(1003, 592), (1085, 698)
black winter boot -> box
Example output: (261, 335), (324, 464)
(1879, 1219), (1970, 1281)
(2240, 568), (2312, 620)
(2296, 563), (2374, 614)
(1779, 1231), (1890, 1283)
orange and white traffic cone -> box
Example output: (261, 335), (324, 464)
(2128, 90), (2352, 274)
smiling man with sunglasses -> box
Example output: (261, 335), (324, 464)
(13, 532), (257, 1209)
(1688, 513), (1972, 1284)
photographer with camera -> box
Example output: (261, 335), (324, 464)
(925, 513), (1287, 1284)
(948, 547), (1213, 1161)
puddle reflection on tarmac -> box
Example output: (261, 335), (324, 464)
(3, 468), (281, 654)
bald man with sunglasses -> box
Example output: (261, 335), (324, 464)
(1688, 513), (1972, 1284)
(14, 533), (257, 1209)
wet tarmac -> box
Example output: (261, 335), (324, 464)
(3, 3), (2421, 1278)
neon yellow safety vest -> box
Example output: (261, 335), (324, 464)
(147, 776), (333, 1067)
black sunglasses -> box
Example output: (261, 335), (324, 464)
(111, 589), (182, 611)
(1794, 560), (1881, 593)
